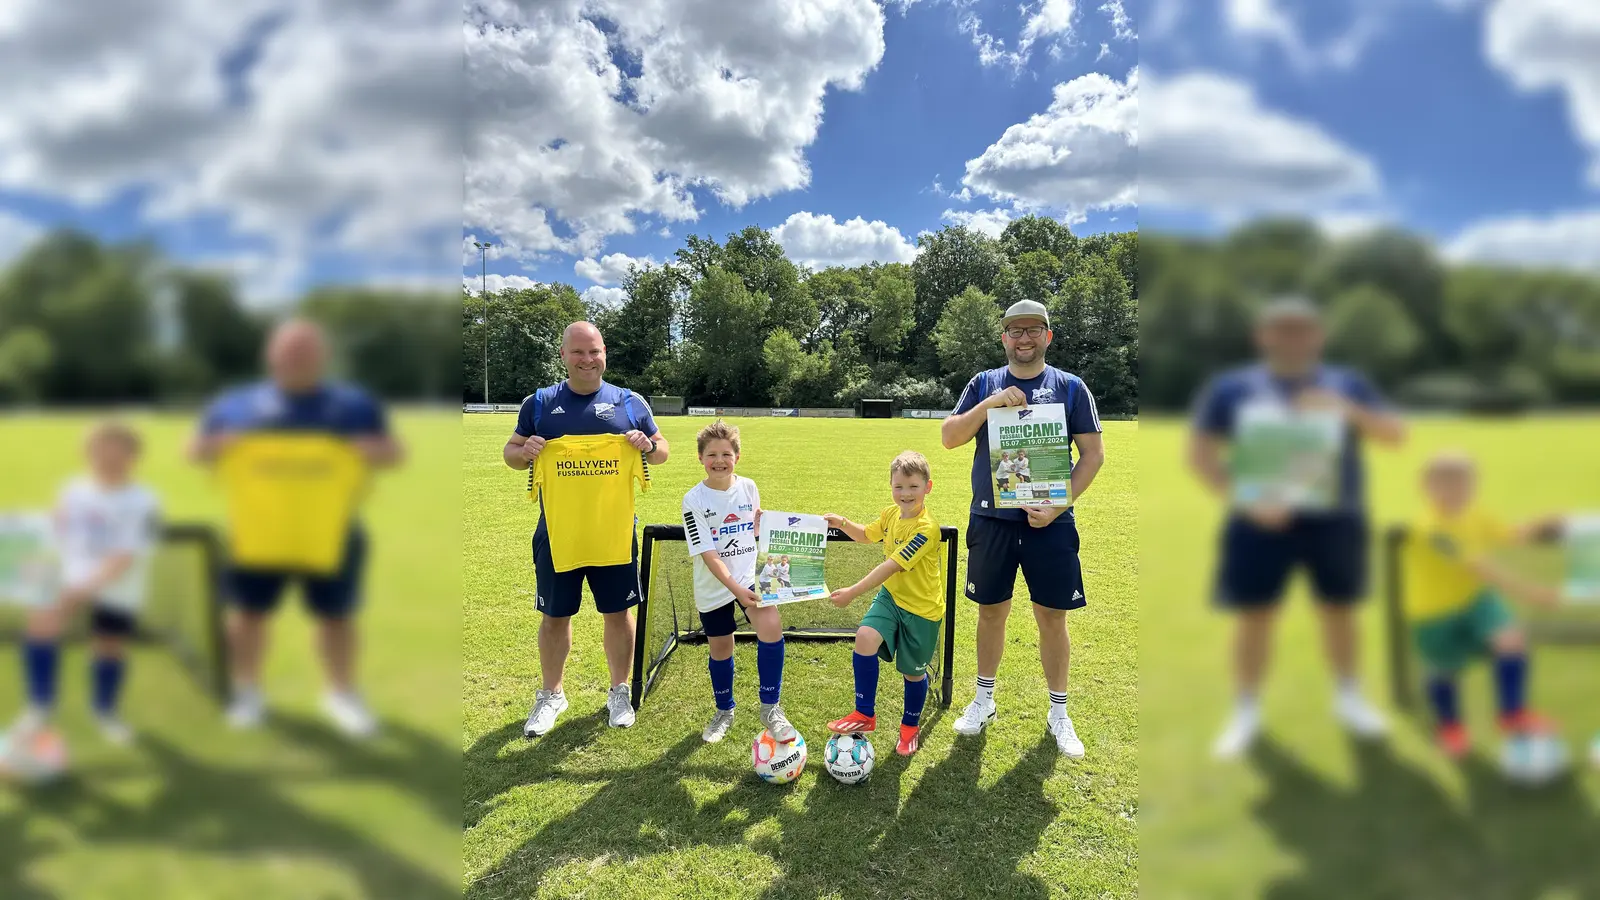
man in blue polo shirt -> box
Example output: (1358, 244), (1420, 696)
(505, 321), (670, 738)
(941, 299), (1105, 759)
(1189, 296), (1406, 759)
(189, 319), (402, 737)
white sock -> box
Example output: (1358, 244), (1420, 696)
(1235, 693), (1260, 719)
(1049, 690), (1067, 717)
(1336, 678), (1361, 702)
(976, 676), (996, 707)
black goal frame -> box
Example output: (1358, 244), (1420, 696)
(632, 523), (959, 713)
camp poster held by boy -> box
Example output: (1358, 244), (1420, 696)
(758, 512), (829, 604)
(985, 405), (1072, 508)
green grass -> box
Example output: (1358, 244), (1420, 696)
(0, 410), (461, 900)
(463, 415), (1138, 900)
(1140, 415), (1600, 899)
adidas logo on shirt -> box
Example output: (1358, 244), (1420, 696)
(550, 406), (566, 414)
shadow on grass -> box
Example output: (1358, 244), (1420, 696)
(1250, 735), (1600, 899)
(0, 712), (458, 900)
(466, 722), (1061, 900)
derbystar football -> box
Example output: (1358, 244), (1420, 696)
(1501, 733), (1568, 786)
(752, 729), (807, 784)
(823, 733), (875, 785)
(0, 728), (69, 786)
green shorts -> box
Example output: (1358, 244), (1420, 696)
(860, 587), (943, 678)
(1412, 589), (1516, 673)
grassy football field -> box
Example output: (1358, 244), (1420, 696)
(0, 410), (461, 900)
(1140, 415), (1600, 899)
(463, 415), (1138, 900)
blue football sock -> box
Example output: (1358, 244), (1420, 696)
(92, 655), (126, 716)
(756, 638), (784, 706)
(24, 640), (59, 711)
(708, 654), (735, 711)
(1426, 675), (1460, 726)
(903, 676), (929, 727)
(852, 652), (879, 718)
(1494, 653), (1527, 717)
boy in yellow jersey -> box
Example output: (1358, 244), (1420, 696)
(1404, 451), (1565, 758)
(823, 451), (944, 756)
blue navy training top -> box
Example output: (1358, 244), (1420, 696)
(951, 365), (1102, 523)
(201, 380), (388, 437)
(515, 380), (658, 441)
(1191, 362), (1389, 515)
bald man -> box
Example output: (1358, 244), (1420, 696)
(189, 318), (402, 737)
(506, 321), (669, 737)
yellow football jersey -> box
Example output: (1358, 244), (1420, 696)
(217, 433), (369, 574)
(531, 434), (651, 572)
(1402, 507), (1512, 620)
(863, 504), (944, 621)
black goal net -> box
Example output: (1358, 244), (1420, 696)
(632, 523), (958, 713)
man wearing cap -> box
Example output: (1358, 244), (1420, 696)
(1189, 295), (1406, 759)
(940, 299), (1105, 758)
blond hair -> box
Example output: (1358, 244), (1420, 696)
(86, 419), (142, 456)
(696, 420), (741, 456)
(890, 450), (931, 483)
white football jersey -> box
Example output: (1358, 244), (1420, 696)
(996, 459), (1016, 477)
(681, 476), (761, 613)
(1014, 456), (1031, 476)
(55, 477), (161, 612)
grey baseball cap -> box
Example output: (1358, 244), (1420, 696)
(1002, 299), (1051, 328)
(1256, 295), (1322, 325)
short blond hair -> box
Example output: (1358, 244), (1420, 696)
(890, 450), (931, 483)
(86, 420), (142, 456)
(696, 420), (741, 456)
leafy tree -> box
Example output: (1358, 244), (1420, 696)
(932, 286), (1006, 396)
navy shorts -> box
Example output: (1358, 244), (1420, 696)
(533, 526), (641, 618)
(698, 591), (755, 638)
(229, 529), (368, 620)
(89, 605), (137, 638)
(1215, 513), (1368, 609)
(965, 513), (1086, 610)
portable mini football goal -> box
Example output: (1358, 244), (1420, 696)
(632, 524), (959, 713)
(0, 523), (230, 705)
(1382, 523), (1592, 711)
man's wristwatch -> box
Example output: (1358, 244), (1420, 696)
(648, 437), (658, 456)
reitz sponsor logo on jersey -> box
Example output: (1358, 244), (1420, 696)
(723, 513), (740, 524)
(594, 402), (616, 421)
(1031, 388), (1055, 404)
(718, 522), (754, 536)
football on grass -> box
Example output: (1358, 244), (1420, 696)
(824, 733), (875, 785)
(752, 729), (807, 784)
(1501, 733), (1568, 786)
(0, 728), (69, 786)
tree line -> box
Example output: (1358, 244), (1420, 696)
(1142, 220), (1600, 411)
(463, 216), (1138, 413)
(0, 230), (458, 404)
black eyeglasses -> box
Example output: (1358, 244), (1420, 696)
(1004, 325), (1047, 339)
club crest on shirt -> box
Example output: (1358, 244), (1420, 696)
(594, 402), (616, 421)
(1031, 387), (1055, 403)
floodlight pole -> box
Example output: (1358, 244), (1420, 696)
(474, 241), (493, 404)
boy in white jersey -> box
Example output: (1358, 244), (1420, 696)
(1014, 450), (1032, 483)
(777, 556), (792, 588)
(995, 452), (1015, 491)
(12, 422), (160, 745)
(681, 422), (796, 744)
(760, 557), (778, 595)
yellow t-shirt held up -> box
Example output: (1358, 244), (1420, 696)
(217, 433), (370, 575)
(531, 434), (651, 572)
(863, 504), (944, 621)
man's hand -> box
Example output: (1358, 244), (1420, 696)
(519, 435), (547, 463)
(733, 585), (761, 609)
(985, 386), (1028, 409)
(1244, 502), (1293, 531)
(190, 432), (239, 463)
(830, 586), (858, 608)
(1022, 505), (1066, 529)
(623, 430), (653, 453)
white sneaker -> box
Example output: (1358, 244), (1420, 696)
(9, 706), (47, 737)
(702, 708), (736, 743)
(607, 685), (636, 728)
(760, 703), (798, 743)
(96, 715), (134, 746)
(1048, 709), (1085, 759)
(226, 688), (265, 730)
(953, 699), (997, 736)
(323, 690), (378, 739)
(524, 689), (568, 738)
(1212, 707), (1260, 760)
(1334, 690), (1388, 739)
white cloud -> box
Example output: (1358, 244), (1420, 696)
(961, 69), (1138, 219)
(463, 273), (544, 294)
(466, 0), (886, 261)
(1019, 0), (1077, 60)
(1446, 209), (1600, 272)
(1484, 0), (1600, 187)
(1215, 0), (1394, 71)
(942, 208), (1015, 238)
(462, 234), (505, 268)
(958, 10), (1026, 70)
(1141, 70), (1381, 215)
(0, 0), (460, 300)
(1101, 0), (1135, 40)
(769, 211), (917, 269)
(574, 252), (658, 286)
(582, 285), (628, 308)
(0, 210), (40, 264)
